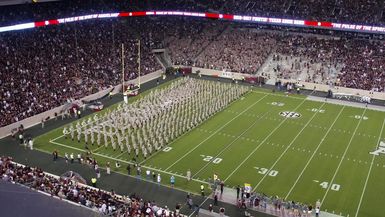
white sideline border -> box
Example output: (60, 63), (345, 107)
(307, 95), (385, 112)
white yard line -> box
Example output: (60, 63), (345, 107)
(192, 111), (271, 179)
(284, 106), (345, 199)
(188, 197), (211, 217)
(50, 140), (85, 152)
(252, 102), (327, 191)
(114, 150), (128, 158)
(223, 96), (309, 182)
(52, 134), (111, 154)
(164, 94), (269, 172)
(354, 117), (385, 217)
(252, 90), (305, 100)
(49, 139), (209, 185)
(51, 134), (65, 142)
(92, 145), (106, 153)
(320, 108), (367, 204)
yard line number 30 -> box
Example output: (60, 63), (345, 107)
(254, 167), (279, 177)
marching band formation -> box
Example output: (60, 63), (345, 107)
(63, 77), (249, 159)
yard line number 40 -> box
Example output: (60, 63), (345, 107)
(320, 181), (341, 191)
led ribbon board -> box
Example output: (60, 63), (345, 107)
(0, 11), (385, 34)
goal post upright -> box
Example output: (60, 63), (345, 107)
(121, 43), (125, 94)
(138, 39), (140, 88)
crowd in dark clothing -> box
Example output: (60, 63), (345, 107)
(274, 34), (385, 91)
(129, 18), (384, 92)
(187, 26), (385, 91)
(0, 0), (384, 26)
(0, 18), (161, 127)
(0, 156), (183, 217)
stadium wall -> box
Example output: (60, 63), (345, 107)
(0, 70), (162, 139)
(190, 66), (385, 100)
(278, 78), (385, 100)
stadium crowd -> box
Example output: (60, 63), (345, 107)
(0, 18), (160, 127)
(1, 0), (384, 26)
(0, 2), (384, 126)
(236, 189), (316, 217)
(194, 29), (276, 74)
(0, 156), (183, 216)
(177, 25), (385, 91)
(2, 16), (385, 127)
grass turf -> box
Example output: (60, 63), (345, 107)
(35, 84), (385, 217)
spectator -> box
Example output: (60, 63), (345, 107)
(52, 150), (58, 161)
(0, 156), (182, 217)
(106, 162), (111, 175)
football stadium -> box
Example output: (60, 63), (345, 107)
(1, 1), (385, 217)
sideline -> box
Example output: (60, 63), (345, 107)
(307, 95), (385, 112)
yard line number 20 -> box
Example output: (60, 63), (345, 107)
(200, 155), (223, 164)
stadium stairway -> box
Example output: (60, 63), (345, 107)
(153, 48), (172, 69)
(256, 53), (277, 85)
(193, 24), (230, 62)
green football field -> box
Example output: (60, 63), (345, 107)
(35, 81), (385, 217)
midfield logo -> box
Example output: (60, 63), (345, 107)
(369, 141), (385, 156)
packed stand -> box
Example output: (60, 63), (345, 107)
(218, 0), (384, 25)
(237, 190), (316, 217)
(273, 34), (385, 91)
(0, 18), (161, 127)
(1, 0), (384, 27)
(0, 0), (137, 26)
(288, 0), (382, 25)
(0, 156), (183, 216)
(0, 0), (206, 26)
(189, 25), (385, 91)
(194, 28), (276, 74)
(271, 34), (345, 84)
(2, 6), (385, 127)
(334, 0), (383, 24)
(164, 19), (228, 66)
